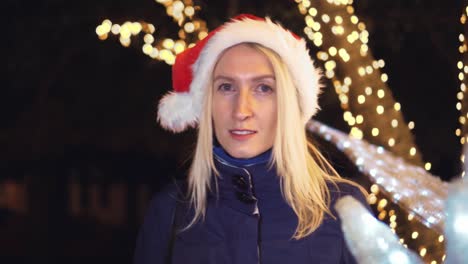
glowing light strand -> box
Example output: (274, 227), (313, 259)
(95, 0), (208, 65)
(457, 6), (468, 178)
(296, 0), (424, 167)
(309, 121), (447, 263)
(299, 1), (450, 261)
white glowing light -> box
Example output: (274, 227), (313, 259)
(389, 250), (411, 264)
(454, 215), (468, 235)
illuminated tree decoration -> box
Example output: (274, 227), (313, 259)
(95, 0), (208, 65)
(310, 121), (446, 263)
(456, 6), (468, 177)
(294, 0), (423, 167)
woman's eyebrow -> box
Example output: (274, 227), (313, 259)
(213, 74), (275, 82)
(252, 75), (275, 81)
(213, 75), (234, 82)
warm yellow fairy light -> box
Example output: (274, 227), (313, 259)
(130, 22), (142, 35)
(378, 210), (387, 220)
(162, 38), (175, 49)
(144, 34), (154, 44)
(142, 43), (153, 55)
(377, 198), (387, 210)
(111, 24), (120, 35)
(344, 77), (352, 85)
(438, 235), (444, 243)
(309, 7), (318, 16)
(424, 162), (432, 171)
(420, 247), (427, 257)
(198, 31), (208, 40)
(149, 48), (159, 59)
(339, 94), (349, 104)
(119, 23), (131, 38)
(357, 95), (365, 104)
(381, 73), (388, 82)
(343, 111), (352, 121)
(372, 128), (380, 136)
(350, 127), (363, 139)
(360, 44), (368, 56)
(365, 86), (372, 95)
(394, 102), (401, 111)
(184, 22), (195, 33)
(119, 36), (131, 47)
(388, 138), (395, 147)
(377, 89), (385, 98)
(335, 15), (343, 24)
(408, 121), (415, 130)
(173, 40), (186, 54)
(376, 105), (384, 114)
(411, 231), (419, 239)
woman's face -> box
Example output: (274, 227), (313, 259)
(212, 44), (277, 159)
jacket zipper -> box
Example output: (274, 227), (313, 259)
(213, 156), (262, 264)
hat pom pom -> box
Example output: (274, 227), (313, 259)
(157, 92), (198, 133)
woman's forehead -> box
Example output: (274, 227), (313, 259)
(213, 44), (274, 76)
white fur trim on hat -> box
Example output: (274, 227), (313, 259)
(157, 91), (198, 132)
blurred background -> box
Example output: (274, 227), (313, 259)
(2, 0), (467, 263)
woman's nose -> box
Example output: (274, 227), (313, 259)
(233, 88), (253, 120)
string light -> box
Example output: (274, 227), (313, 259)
(456, 6), (468, 177)
(297, 0), (424, 170)
(295, 3), (445, 259)
(309, 122), (447, 263)
(95, 0), (208, 65)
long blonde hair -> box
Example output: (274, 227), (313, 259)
(186, 43), (366, 239)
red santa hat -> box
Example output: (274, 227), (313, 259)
(157, 14), (322, 133)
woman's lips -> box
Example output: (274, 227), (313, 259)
(229, 129), (257, 141)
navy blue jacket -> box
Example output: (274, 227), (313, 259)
(134, 149), (368, 264)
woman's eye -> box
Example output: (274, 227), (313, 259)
(218, 83), (233, 92)
(256, 84), (273, 93)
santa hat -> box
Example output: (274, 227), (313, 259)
(157, 14), (322, 133)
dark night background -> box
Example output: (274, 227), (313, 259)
(2, 0), (467, 263)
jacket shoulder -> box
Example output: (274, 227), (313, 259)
(133, 180), (186, 264)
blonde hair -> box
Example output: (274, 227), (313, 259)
(186, 43), (366, 239)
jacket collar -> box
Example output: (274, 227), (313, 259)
(212, 146), (272, 167)
(211, 147), (284, 216)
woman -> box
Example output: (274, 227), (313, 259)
(134, 14), (368, 264)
